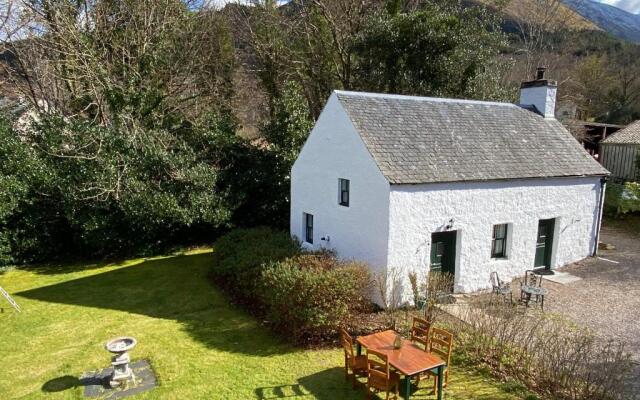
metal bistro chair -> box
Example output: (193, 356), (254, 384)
(490, 271), (512, 303)
(340, 328), (368, 389)
(520, 270), (544, 308)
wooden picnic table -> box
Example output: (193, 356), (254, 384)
(356, 330), (446, 400)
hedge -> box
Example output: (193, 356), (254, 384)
(212, 228), (372, 343)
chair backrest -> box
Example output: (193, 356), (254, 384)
(340, 328), (355, 362)
(490, 271), (502, 288)
(411, 317), (431, 349)
(366, 349), (390, 380)
(429, 327), (453, 366)
(524, 270), (542, 287)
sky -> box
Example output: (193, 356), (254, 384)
(596, 0), (640, 14)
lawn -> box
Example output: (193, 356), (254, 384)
(0, 250), (530, 399)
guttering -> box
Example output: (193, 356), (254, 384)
(389, 174), (609, 186)
(593, 176), (607, 257)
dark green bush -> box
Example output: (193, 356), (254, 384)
(211, 228), (373, 343)
(260, 256), (372, 343)
(211, 227), (301, 303)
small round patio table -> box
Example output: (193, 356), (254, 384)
(521, 285), (548, 310)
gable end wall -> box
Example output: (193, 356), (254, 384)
(290, 94), (391, 275)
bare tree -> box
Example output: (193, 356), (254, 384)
(0, 0), (234, 124)
(495, 0), (588, 78)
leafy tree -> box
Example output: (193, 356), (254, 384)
(262, 81), (314, 168)
(0, 111), (241, 263)
(352, 5), (508, 99)
(251, 81), (314, 228)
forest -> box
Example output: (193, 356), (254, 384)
(0, 0), (638, 265)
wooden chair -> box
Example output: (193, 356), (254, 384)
(410, 317), (431, 350)
(340, 328), (368, 389)
(410, 317), (432, 387)
(490, 271), (512, 303)
(426, 327), (453, 397)
(366, 349), (400, 400)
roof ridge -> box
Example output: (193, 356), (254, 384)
(334, 90), (516, 108)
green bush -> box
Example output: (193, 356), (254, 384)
(211, 228), (373, 343)
(260, 256), (372, 342)
(212, 227), (301, 303)
(605, 182), (640, 216)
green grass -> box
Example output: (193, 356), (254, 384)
(1, 250), (528, 399)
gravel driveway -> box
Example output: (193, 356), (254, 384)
(543, 217), (640, 395)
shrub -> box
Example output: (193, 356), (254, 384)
(260, 255), (372, 343)
(211, 227), (300, 303)
(452, 299), (634, 400)
(211, 228), (374, 344)
(605, 182), (640, 217)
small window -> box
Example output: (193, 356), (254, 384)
(339, 178), (350, 207)
(491, 224), (508, 258)
(304, 213), (314, 244)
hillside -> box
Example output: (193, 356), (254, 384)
(497, 0), (600, 31)
(562, 0), (640, 43)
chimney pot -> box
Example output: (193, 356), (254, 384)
(536, 66), (546, 80)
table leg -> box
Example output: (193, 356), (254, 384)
(404, 375), (411, 399)
(437, 366), (444, 400)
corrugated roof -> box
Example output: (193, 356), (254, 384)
(601, 120), (640, 144)
(335, 91), (608, 184)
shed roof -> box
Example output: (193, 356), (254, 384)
(335, 91), (608, 184)
(601, 120), (640, 145)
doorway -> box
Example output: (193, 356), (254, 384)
(430, 231), (457, 276)
(534, 218), (555, 270)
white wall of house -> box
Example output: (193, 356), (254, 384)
(290, 94), (391, 274)
(387, 177), (602, 296)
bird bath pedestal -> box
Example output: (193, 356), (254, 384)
(105, 337), (137, 388)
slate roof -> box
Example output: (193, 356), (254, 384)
(335, 91), (608, 184)
(601, 120), (640, 144)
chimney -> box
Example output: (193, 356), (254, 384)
(519, 67), (557, 119)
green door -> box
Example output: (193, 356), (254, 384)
(534, 218), (555, 269)
(431, 231), (457, 275)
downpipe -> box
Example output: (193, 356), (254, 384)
(593, 176), (607, 257)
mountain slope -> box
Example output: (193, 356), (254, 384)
(562, 0), (640, 42)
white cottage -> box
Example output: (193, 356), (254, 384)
(290, 73), (609, 296)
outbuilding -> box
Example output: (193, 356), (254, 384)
(290, 72), (609, 297)
(600, 120), (640, 182)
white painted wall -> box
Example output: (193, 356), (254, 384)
(520, 85), (557, 119)
(291, 92), (603, 304)
(387, 177), (603, 297)
(290, 94), (391, 274)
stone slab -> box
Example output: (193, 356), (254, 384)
(542, 271), (582, 285)
(81, 359), (157, 399)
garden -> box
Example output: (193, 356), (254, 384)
(3, 227), (635, 399)
(0, 247), (528, 400)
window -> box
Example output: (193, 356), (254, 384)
(304, 213), (314, 244)
(339, 178), (350, 207)
(491, 224), (508, 258)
